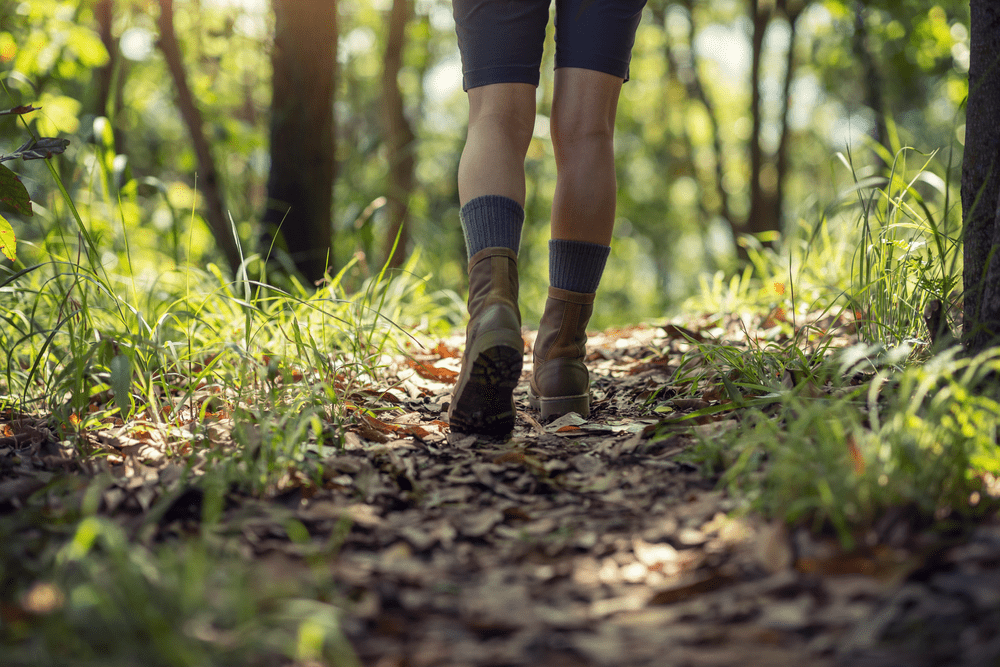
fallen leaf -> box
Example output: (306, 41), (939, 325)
(545, 412), (587, 432)
(431, 342), (461, 358)
(647, 574), (735, 605)
(405, 358), (458, 383)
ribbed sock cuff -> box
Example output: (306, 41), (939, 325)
(459, 195), (525, 258)
(549, 239), (611, 294)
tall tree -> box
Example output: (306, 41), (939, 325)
(381, 0), (415, 269)
(674, 0), (804, 256)
(157, 0), (242, 275)
(93, 0), (125, 154)
(745, 0), (804, 251)
(669, 0), (734, 231)
(962, 0), (1000, 355)
(746, 0), (774, 243)
(262, 0), (338, 284)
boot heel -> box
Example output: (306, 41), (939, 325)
(449, 351), (522, 436)
(449, 322), (524, 435)
(528, 391), (589, 420)
(528, 286), (596, 422)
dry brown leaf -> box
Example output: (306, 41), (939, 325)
(647, 574), (736, 605)
(404, 358), (459, 383)
(431, 342), (461, 358)
(494, 450), (526, 465)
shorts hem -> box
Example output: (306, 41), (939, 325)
(463, 66), (540, 91)
(555, 53), (632, 82)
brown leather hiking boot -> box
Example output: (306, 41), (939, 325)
(448, 247), (524, 436)
(528, 286), (595, 419)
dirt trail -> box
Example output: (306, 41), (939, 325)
(312, 324), (1000, 666)
(3, 322), (999, 666)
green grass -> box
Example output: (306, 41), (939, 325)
(847, 145), (963, 350)
(670, 144), (997, 546)
(1, 241), (447, 665)
(0, 125), (459, 664)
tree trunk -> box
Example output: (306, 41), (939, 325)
(962, 0), (1000, 355)
(93, 0), (126, 154)
(157, 0), (242, 275)
(381, 0), (415, 269)
(746, 0), (775, 245)
(263, 0), (338, 284)
(774, 0), (803, 236)
(676, 0), (733, 231)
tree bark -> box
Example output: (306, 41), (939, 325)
(157, 0), (242, 275)
(774, 0), (803, 236)
(746, 0), (775, 244)
(962, 0), (1000, 354)
(677, 0), (733, 230)
(262, 0), (338, 284)
(93, 0), (126, 154)
(381, 0), (415, 269)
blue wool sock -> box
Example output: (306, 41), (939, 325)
(548, 239), (611, 294)
(459, 195), (524, 258)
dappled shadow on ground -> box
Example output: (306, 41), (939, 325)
(2, 315), (1000, 666)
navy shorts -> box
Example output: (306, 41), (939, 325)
(453, 0), (647, 91)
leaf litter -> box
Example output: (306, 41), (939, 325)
(2, 311), (999, 666)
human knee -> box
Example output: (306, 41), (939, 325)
(551, 118), (614, 166)
(550, 105), (615, 156)
(469, 109), (535, 152)
(468, 86), (536, 151)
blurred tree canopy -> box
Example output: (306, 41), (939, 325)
(0, 0), (972, 327)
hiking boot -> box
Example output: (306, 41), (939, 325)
(528, 286), (595, 419)
(448, 247), (524, 436)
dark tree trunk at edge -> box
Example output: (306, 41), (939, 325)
(263, 0), (337, 284)
(962, 0), (1000, 355)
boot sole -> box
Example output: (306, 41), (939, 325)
(449, 330), (523, 436)
(528, 389), (590, 420)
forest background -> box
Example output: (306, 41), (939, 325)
(0, 0), (972, 331)
(2, 2), (995, 664)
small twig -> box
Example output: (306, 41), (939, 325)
(0, 105), (40, 116)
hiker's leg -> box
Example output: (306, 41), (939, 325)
(449, 0), (549, 435)
(450, 82), (535, 435)
(458, 83), (536, 208)
(530, 0), (645, 420)
(549, 66), (622, 247)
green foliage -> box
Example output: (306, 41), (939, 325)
(847, 146), (962, 350)
(686, 344), (1000, 546)
(0, 0), (975, 326)
(0, 104), (71, 261)
(674, 136), (988, 547)
(1, 508), (361, 667)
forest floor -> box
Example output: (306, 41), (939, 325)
(3, 315), (1000, 666)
